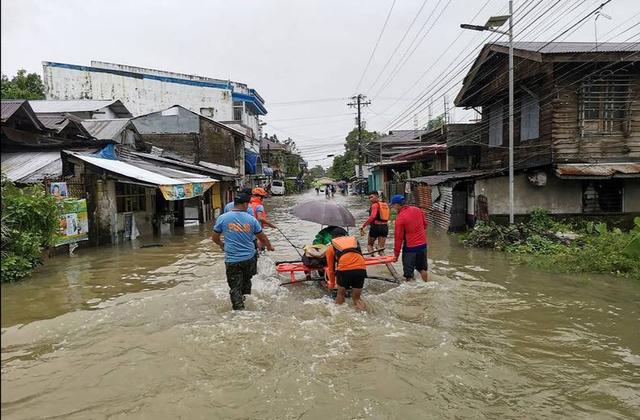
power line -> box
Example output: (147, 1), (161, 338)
(354, 0), (397, 94)
(373, 0), (454, 99)
(366, 0), (431, 93)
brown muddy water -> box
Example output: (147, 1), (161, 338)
(1, 191), (639, 419)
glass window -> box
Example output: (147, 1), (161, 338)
(233, 101), (244, 121)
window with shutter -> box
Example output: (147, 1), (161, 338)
(520, 95), (540, 141)
(488, 105), (503, 147)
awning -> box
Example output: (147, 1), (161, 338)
(244, 150), (261, 175)
(1, 151), (62, 183)
(64, 150), (217, 201)
(555, 163), (640, 179)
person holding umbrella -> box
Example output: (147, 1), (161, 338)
(390, 194), (428, 282)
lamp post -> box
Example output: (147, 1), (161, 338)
(461, 1), (514, 224)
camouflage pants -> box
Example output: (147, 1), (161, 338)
(225, 255), (257, 310)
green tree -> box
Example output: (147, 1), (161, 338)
(1, 69), (46, 100)
(425, 114), (445, 130)
(308, 165), (326, 179)
(1, 175), (59, 282)
(328, 128), (379, 180)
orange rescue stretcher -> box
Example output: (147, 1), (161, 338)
(276, 255), (398, 289)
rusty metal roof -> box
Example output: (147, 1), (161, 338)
(410, 169), (502, 185)
(1, 100), (26, 121)
(555, 163), (640, 178)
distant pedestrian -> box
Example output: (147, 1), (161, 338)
(212, 192), (274, 310)
(325, 186), (330, 198)
(390, 194), (428, 282)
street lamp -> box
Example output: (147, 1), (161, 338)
(461, 2), (514, 224)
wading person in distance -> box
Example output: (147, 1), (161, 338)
(212, 192), (274, 310)
(359, 191), (390, 255)
(390, 194), (428, 282)
(325, 227), (367, 310)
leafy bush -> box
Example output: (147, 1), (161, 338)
(463, 209), (640, 279)
(1, 176), (59, 282)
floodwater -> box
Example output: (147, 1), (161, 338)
(2, 191), (639, 419)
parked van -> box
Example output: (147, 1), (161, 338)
(271, 180), (285, 196)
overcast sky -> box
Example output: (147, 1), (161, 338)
(2, 0), (638, 167)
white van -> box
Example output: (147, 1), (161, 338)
(270, 180), (285, 196)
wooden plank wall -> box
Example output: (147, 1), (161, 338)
(477, 62), (554, 170)
(552, 64), (640, 162)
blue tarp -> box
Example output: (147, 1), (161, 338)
(263, 167), (274, 176)
(244, 150), (260, 175)
(92, 144), (118, 160)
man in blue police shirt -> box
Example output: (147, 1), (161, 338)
(212, 192), (274, 310)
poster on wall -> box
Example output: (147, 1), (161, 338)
(55, 199), (89, 246)
(159, 182), (214, 201)
(50, 182), (68, 199)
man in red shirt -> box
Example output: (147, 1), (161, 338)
(359, 191), (390, 255)
(390, 194), (428, 281)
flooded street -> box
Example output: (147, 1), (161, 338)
(2, 191), (639, 419)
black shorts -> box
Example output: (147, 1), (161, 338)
(369, 223), (389, 238)
(402, 248), (428, 278)
(336, 269), (366, 289)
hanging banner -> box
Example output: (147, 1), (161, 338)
(55, 199), (89, 246)
(159, 182), (214, 201)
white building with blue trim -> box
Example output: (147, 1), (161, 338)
(42, 60), (268, 183)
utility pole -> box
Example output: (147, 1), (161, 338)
(508, 0), (514, 224)
(348, 94), (371, 177)
(461, 3), (514, 223)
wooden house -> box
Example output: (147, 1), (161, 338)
(413, 42), (640, 230)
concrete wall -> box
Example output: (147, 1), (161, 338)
(44, 65), (232, 119)
(475, 172), (583, 215)
(625, 179), (640, 212)
(132, 107), (200, 134)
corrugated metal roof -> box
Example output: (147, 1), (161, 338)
(410, 169), (500, 185)
(1, 100), (26, 121)
(556, 163), (640, 178)
(64, 151), (216, 186)
(493, 42), (640, 54)
(36, 115), (68, 130)
(82, 119), (131, 140)
(29, 100), (132, 117)
(1, 152), (62, 183)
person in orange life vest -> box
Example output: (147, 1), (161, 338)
(249, 187), (276, 229)
(325, 228), (367, 310)
(390, 194), (428, 282)
(359, 191), (390, 255)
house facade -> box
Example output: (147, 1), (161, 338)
(410, 42), (640, 231)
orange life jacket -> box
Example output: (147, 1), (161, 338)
(369, 201), (391, 223)
(249, 197), (266, 226)
(331, 236), (364, 269)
